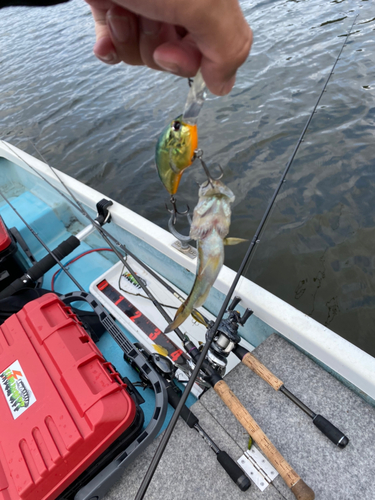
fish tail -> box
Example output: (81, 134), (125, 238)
(164, 302), (192, 333)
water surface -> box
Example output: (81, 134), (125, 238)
(1, 0), (375, 355)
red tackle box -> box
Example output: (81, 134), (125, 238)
(0, 293), (144, 500)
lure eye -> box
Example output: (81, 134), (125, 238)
(172, 121), (181, 132)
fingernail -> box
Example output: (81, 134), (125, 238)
(220, 75), (236, 96)
(107, 14), (130, 43)
(153, 56), (180, 74)
(140, 18), (161, 36)
(94, 50), (118, 64)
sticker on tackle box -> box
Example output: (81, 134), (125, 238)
(0, 360), (36, 419)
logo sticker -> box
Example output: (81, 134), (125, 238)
(0, 360), (36, 419)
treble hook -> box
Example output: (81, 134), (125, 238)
(193, 149), (224, 187)
(166, 196), (192, 246)
(166, 196), (190, 225)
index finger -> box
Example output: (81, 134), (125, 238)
(111, 0), (252, 95)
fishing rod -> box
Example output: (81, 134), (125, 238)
(1, 145), (347, 447)
(125, 343), (251, 492)
(5, 141), (190, 345)
(27, 151), (346, 446)
(0, 176), (250, 491)
(135, 14), (357, 500)
(209, 297), (349, 447)
(1, 156), (312, 496)
(2, 141), (208, 327)
(0, 188), (87, 294)
(1, 151), (314, 498)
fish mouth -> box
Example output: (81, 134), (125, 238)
(199, 180), (235, 201)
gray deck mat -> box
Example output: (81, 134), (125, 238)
(104, 334), (375, 500)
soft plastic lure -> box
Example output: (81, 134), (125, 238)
(165, 179), (245, 333)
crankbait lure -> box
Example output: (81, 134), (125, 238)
(155, 69), (207, 195)
(155, 115), (198, 195)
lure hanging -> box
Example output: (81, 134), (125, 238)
(155, 115), (198, 195)
(155, 69), (207, 195)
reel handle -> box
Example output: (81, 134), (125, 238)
(228, 296), (241, 311)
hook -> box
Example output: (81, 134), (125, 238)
(168, 211), (192, 245)
(193, 149), (224, 187)
(166, 196), (192, 246)
(166, 196), (190, 225)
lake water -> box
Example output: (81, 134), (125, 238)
(1, 0), (375, 355)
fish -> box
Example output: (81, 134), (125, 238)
(155, 115), (198, 195)
(165, 179), (246, 333)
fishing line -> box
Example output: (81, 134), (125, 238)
(0, 188), (84, 292)
(135, 15), (358, 499)
(240, 14), (358, 278)
(2, 141), (206, 325)
(13, 141), (189, 343)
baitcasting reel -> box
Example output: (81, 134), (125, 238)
(206, 297), (253, 376)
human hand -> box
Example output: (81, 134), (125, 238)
(86, 0), (252, 96)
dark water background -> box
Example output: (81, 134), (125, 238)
(1, 0), (375, 355)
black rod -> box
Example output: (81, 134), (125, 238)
(0, 188), (84, 292)
(279, 386), (349, 448)
(7, 141), (188, 343)
(3, 141), (209, 327)
(165, 379), (250, 491)
(134, 15), (358, 499)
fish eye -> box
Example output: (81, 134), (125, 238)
(172, 121), (181, 131)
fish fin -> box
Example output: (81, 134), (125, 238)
(164, 302), (191, 333)
(199, 252), (222, 276)
(223, 237), (248, 246)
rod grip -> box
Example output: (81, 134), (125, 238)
(216, 451), (251, 491)
(213, 380), (314, 500)
(27, 235), (80, 281)
(0, 235), (80, 299)
(313, 415), (349, 448)
(240, 351), (284, 391)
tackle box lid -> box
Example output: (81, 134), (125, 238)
(0, 293), (137, 500)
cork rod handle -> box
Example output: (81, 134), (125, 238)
(242, 352), (284, 391)
(213, 380), (315, 500)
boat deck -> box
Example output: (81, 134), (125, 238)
(1, 150), (374, 500)
(104, 334), (375, 500)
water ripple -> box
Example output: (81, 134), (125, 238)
(1, 0), (375, 355)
